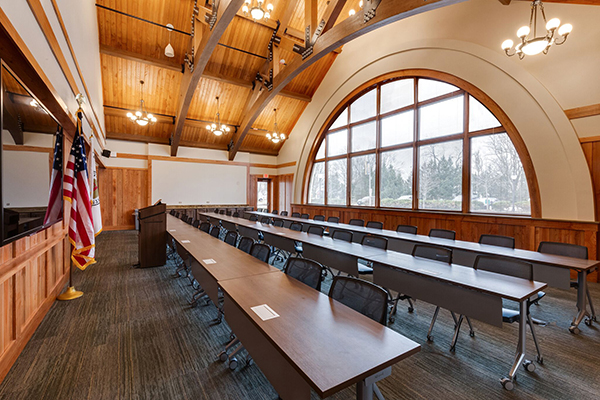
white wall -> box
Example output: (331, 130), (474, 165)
(279, 0), (597, 222)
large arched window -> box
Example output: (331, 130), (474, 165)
(306, 71), (538, 216)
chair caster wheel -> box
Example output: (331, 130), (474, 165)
(219, 351), (228, 362)
(427, 335), (433, 342)
(449, 345), (456, 353)
(230, 334), (236, 341)
(584, 318), (593, 326)
(469, 331), (475, 337)
(408, 307), (414, 313)
(500, 377), (514, 391)
(246, 357), (253, 367)
(523, 360), (536, 372)
(537, 356), (543, 364)
(569, 325), (580, 334)
(229, 358), (238, 370)
(389, 317), (395, 324)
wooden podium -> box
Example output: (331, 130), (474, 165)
(137, 202), (166, 268)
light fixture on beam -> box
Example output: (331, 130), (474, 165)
(165, 23), (175, 58)
(206, 96), (230, 136)
(349, 1), (364, 17)
(501, 0), (572, 59)
(242, 0), (273, 21)
(266, 108), (285, 144)
(126, 80), (157, 126)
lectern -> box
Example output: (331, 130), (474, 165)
(137, 202), (166, 268)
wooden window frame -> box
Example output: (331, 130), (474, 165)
(302, 69), (541, 218)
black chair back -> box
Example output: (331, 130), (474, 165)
(314, 215), (325, 221)
(412, 244), (452, 264)
(307, 226), (324, 236)
(366, 221), (383, 229)
(272, 210), (279, 215)
(327, 216), (339, 223)
(349, 219), (365, 227)
(170, 209), (175, 215)
(291, 212), (301, 218)
(332, 229), (353, 242)
(329, 276), (388, 326)
(429, 228), (456, 240)
(272, 219), (284, 227)
(290, 222), (303, 232)
(396, 225), (418, 234)
(284, 257), (323, 291)
(224, 230), (239, 246)
(226, 210), (232, 216)
(199, 222), (211, 233)
(260, 216), (271, 224)
(300, 213), (310, 219)
(232, 212), (240, 217)
(479, 234), (515, 249)
(361, 235), (388, 250)
(219, 210), (225, 215)
(250, 243), (271, 263)
(537, 241), (588, 259)
(192, 220), (199, 228)
(238, 236), (254, 254)
(209, 225), (220, 238)
(249, 214), (258, 222)
(474, 255), (533, 280)
(280, 211), (288, 216)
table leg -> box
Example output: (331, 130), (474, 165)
(356, 367), (391, 400)
(501, 300), (528, 391)
(569, 270), (591, 334)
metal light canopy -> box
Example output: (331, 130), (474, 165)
(242, 0), (273, 21)
(501, 0), (572, 59)
(126, 80), (157, 126)
(206, 96), (230, 137)
(266, 108), (285, 144)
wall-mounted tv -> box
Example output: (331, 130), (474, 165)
(1, 62), (63, 245)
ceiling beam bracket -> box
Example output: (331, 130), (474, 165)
(206, 0), (218, 29)
(364, 0), (382, 23)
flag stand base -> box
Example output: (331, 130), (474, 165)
(57, 286), (83, 301)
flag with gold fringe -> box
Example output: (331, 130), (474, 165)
(89, 137), (102, 236)
(63, 113), (96, 270)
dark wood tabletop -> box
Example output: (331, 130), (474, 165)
(220, 272), (421, 398)
(248, 211), (599, 271)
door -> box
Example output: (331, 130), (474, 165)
(257, 179), (270, 210)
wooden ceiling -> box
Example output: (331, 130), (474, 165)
(96, 0), (352, 156)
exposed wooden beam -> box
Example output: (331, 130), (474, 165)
(565, 103), (600, 120)
(229, 0), (464, 160)
(305, 0), (318, 45)
(321, 0), (348, 35)
(500, 0), (600, 4)
(99, 44), (183, 72)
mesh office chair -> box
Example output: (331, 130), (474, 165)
(537, 241), (594, 326)
(209, 225), (221, 238)
(412, 244), (473, 349)
(272, 219), (284, 227)
(272, 210), (278, 215)
(232, 212), (240, 217)
(349, 218), (365, 227)
(291, 212), (301, 217)
(290, 222), (303, 231)
(250, 243), (271, 263)
(280, 211), (288, 216)
(474, 255), (543, 364)
(238, 236), (255, 254)
(396, 225), (418, 234)
(332, 229), (353, 242)
(249, 214), (258, 222)
(260, 216), (271, 224)
(214, 208), (219, 213)
(479, 234), (515, 249)
(307, 226), (324, 236)
(366, 221), (383, 229)
(288, 222), (304, 256)
(357, 235), (387, 275)
(192, 220), (199, 228)
(226, 210), (232, 216)
(314, 215), (325, 221)
(169, 209), (175, 215)
(199, 222), (211, 233)
(429, 228), (456, 240)
(327, 216), (340, 223)
(300, 213), (310, 219)
(284, 257), (325, 291)
(219, 210), (225, 215)
(224, 230), (239, 246)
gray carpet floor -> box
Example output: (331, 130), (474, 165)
(1, 230), (599, 400)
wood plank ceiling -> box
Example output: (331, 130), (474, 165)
(96, 0), (358, 156)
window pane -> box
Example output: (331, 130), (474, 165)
(469, 96), (501, 132)
(315, 140), (325, 159)
(350, 89), (376, 123)
(327, 129), (347, 157)
(470, 133), (530, 214)
(350, 154), (376, 206)
(419, 95), (464, 140)
(351, 121), (376, 152)
(309, 162), (325, 204)
(380, 148), (413, 208)
(381, 79), (414, 113)
(418, 140), (463, 210)
(330, 108), (348, 129)
(327, 159), (347, 205)
(418, 79), (459, 102)
(381, 110), (414, 147)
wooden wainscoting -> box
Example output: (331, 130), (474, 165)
(292, 204), (599, 282)
(98, 167), (149, 231)
(0, 223), (69, 382)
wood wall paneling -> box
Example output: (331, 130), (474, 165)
(98, 168), (149, 230)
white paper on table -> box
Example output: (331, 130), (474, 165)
(203, 259), (217, 264)
(251, 304), (280, 321)
(418, 268), (440, 276)
(169, 229), (176, 232)
(181, 240), (190, 243)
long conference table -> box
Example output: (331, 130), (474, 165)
(247, 210), (598, 334)
(198, 211), (547, 389)
(167, 215), (421, 400)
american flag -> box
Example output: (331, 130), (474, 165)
(43, 127), (64, 225)
(63, 118), (96, 270)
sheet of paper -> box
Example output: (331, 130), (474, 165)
(169, 229), (176, 232)
(251, 304), (280, 321)
(181, 240), (190, 243)
(418, 268), (440, 276)
(203, 259), (217, 264)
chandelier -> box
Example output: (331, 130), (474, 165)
(242, 0), (273, 21)
(266, 108), (285, 144)
(126, 80), (157, 126)
(501, 0), (572, 59)
(205, 96), (230, 136)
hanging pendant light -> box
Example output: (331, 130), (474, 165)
(126, 80), (157, 126)
(501, 0), (572, 59)
(266, 108), (285, 144)
(242, 0), (273, 21)
(165, 23), (175, 58)
(205, 96), (230, 136)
